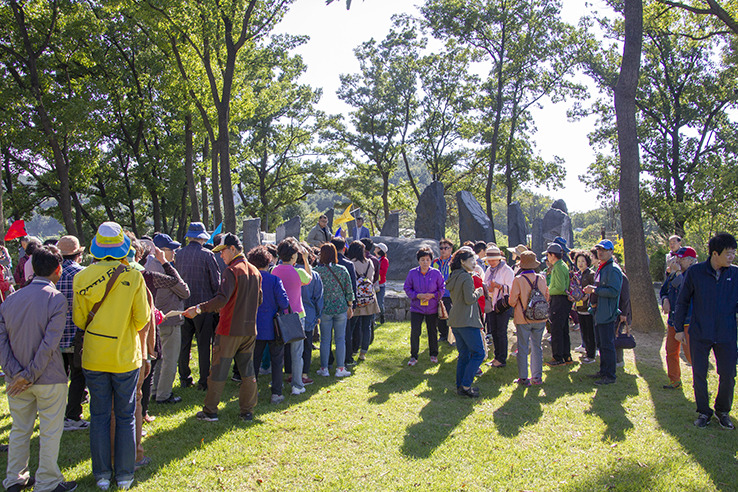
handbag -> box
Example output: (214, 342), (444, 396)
(274, 308), (306, 344)
(438, 298), (448, 320)
(482, 284), (494, 314)
(74, 264), (126, 367)
(614, 321), (636, 349)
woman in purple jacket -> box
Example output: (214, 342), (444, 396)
(403, 247), (446, 366)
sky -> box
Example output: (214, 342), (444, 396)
(274, 0), (614, 213)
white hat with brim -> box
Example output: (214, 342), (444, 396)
(90, 222), (131, 260)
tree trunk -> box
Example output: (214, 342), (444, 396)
(381, 171), (390, 222)
(185, 113), (200, 222)
(615, 0), (663, 333)
(201, 172), (210, 230)
(0, 156), (5, 245)
(402, 148), (420, 201)
(217, 105), (236, 233)
(209, 137), (222, 227)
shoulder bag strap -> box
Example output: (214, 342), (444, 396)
(85, 264), (125, 329)
(326, 264), (348, 297)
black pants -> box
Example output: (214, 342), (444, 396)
(254, 340), (285, 396)
(690, 337), (737, 417)
(486, 308), (512, 362)
(141, 360), (154, 416)
(549, 295), (573, 362)
(436, 297), (451, 340)
(579, 313), (596, 358)
(410, 312), (439, 359)
(179, 312), (215, 386)
(62, 352), (86, 421)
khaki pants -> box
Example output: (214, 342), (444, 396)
(4, 383), (66, 492)
(153, 324), (181, 401)
(203, 335), (257, 415)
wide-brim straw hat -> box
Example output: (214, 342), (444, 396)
(507, 244), (528, 258)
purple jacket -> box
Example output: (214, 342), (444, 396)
(404, 267), (445, 315)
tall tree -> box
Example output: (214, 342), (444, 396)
(615, 0), (664, 332)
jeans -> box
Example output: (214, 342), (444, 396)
(377, 285), (386, 317)
(579, 313), (596, 358)
(410, 312), (438, 359)
(594, 321), (617, 380)
(254, 340), (284, 395)
(84, 368), (139, 482)
(690, 337), (737, 417)
(354, 315), (373, 353)
(486, 308), (512, 363)
(452, 327), (486, 388)
(516, 322), (545, 380)
(179, 312), (215, 386)
(289, 333), (305, 390)
(549, 295), (572, 362)
(320, 311), (348, 369)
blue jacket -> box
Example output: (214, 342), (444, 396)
(590, 258), (623, 324)
(660, 272), (691, 326)
(256, 271), (290, 341)
(337, 253), (357, 308)
(300, 268), (324, 332)
(674, 260), (738, 343)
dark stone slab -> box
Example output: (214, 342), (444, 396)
(456, 191), (494, 244)
(551, 199), (568, 214)
(415, 182), (446, 240)
(276, 216), (301, 243)
(380, 212), (400, 237)
(325, 209), (334, 230)
(242, 218), (262, 253)
(541, 207), (573, 249)
(532, 218), (544, 258)
(507, 201), (528, 248)
(370, 236), (440, 281)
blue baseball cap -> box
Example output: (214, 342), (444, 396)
(185, 222), (210, 240)
(153, 233), (181, 250)
(595, 239), (615, 250)
(553, 236), (570, 253)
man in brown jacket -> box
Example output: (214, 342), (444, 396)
(184, 233), (262, 422)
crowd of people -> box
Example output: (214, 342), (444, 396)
(0, 215), (736, 491)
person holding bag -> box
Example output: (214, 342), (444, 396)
(403, 247), (445, 366)
(509, 251), (550, 386)
(347, 241), (379, 362)
(483, 245), (514, 368)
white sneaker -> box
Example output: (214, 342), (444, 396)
(316, 367), (330, 377)
(574, 345), (586, 354)
(270, 394), (285, 404)
(64, 418), (90, 431)
(96, 478), (111, 491)
(335, 367), (351, 377)
(291, 386), (306, 395)
(117, 479), (133, 490)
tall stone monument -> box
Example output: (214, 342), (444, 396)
(380, 212), (400, 237)
(415, 181), (446, 240)
(276, 216), (301, 243)
(457, 191), (495, 244)
(242, 218), (262, 252)
(507, 201), (528, 247)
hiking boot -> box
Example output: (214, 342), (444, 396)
(694, 413), (711, 428)
(716, 412), (734, 430)
(663, 381), (682, 390)
(195, 411), (219, 422)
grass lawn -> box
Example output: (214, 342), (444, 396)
(1, 320), (737, 491)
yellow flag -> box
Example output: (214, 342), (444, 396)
(333, 203), (354, 227)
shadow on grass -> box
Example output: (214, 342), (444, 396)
(635, 332), (738, 491)
(585, 371), (639, 442)
(562, 458), (672, 491)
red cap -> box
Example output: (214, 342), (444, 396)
(676, 247), (697, 259)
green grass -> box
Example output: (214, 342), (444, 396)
(2, 321), (737, 491)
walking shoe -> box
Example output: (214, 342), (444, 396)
(580, 356), (596, 364)
(52, 481), (78, 492)
(95, 478), (110, 491)
(180, 377), (194, 388)
(270, 394), (285, 404)
(302, 376), (314, 385)
(594, 377), (616, 385)
(6, 477), (34, 492)
(530, 377), (543, 386)
(134, 456), (152, 470)
(694, 413), (712, 428)
(546, 359), (565, 366)
(155, 395), (182, 404)
(64, 418), (90, 431)
(195, 411), (219, 422)
(663, 381), (682, 390)
(430, 356), (438, 363)
(335, 367), (351, 377)
(457, 386), (480, 398)
(240, 412), (254, 422)
(291, 386), (306, 395)
(407, 358), (417, 366)
(574, 344), (586, 354)
(716, 412), (735, 430)
(514, 378), (530, 386)
(316, 367), (330, 377)
(117, 480), (133, 490)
